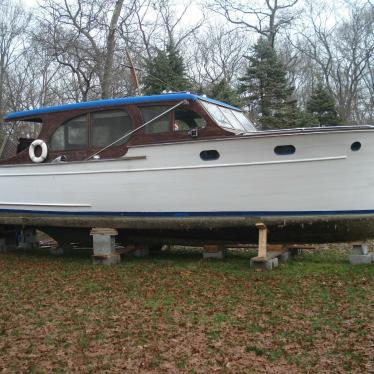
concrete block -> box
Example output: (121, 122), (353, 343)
(203, 250), (225, 259)
(18, 228), (39, 249)
(279, 251), (291, 262)
(271, 258), (279, 268)
(92, 235), (116, 256)
(134, 245), (149, 257)
(351, 243), (369, 255)
(93, 254), (121, 266)
(250, 258), (273, 270)
(349, 254), (373, 265)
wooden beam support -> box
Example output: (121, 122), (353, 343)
(256, 223), (268, 258)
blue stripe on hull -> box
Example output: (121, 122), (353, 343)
(1, 208), (374, 217)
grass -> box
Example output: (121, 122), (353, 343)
(0, 246), (373, 373)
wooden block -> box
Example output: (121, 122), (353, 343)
(267, 244), (286, 252)
(203, 245), (223, 253)
(90, 228), (118, 236)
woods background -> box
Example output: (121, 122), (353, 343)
(0, 0), (373, 133)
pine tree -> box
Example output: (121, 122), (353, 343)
(143, 40), (190, 95)
(306, 82), (341, 126)
(208, 79), (242, 107)
(240, 37), (298, 129)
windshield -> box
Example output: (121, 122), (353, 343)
(200, 101), (256, 133)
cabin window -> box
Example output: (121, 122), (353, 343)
(274, 145), (296, 155)
(140, 106), (171, 134)
(50, 115), (87, 150)
(173, 109), (206, 132)
(92, 110), (133, 147)
(200, 101), (256, 133)
(0, 120), (42, 160)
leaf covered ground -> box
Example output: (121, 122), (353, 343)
(0, 246), (373, 373)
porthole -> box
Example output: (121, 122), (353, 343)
(200, 150), (220, 161)
(351, 142), (361, 151)
(274, 145), (296, 156)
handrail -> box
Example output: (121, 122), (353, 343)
(86, 100), (187, 160)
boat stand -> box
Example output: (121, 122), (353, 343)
(250, 223), (296, 270)
(90, 228), (121, 265)
(349, 242), (373, 265)
(18, 228), (39, 250)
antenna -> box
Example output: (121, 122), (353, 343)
(125, 48), (141, 95)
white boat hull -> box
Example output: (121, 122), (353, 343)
(0, 129), (373, 244)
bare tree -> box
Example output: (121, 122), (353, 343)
(292, 2), (374, 123)
(208, 0), (300, 48)
(0, 0), (30, 118)
(102, 0), (126, 98)
(154, 0), (204, 49)
(37, 0), (131, 100)
(191, 26), (250, 89)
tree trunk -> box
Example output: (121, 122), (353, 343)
(101, 0), (125, 99)
(0, 54), (5, 119)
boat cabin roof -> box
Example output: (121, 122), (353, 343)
(3, 92), (240, 122)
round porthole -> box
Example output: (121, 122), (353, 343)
(351, 142), (361, 151)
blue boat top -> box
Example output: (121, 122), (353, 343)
(4, 92), (240, 121)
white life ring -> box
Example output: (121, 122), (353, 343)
(29, 139), (48, 163)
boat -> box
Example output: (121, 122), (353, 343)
(0, 92), (373, 247)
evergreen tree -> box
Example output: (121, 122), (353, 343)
(240, 37), (298, 129)
(306, 82), (341, 125)
(208, 79), (242, 107)
(143, 40), (190, 95)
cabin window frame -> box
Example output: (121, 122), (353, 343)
(199, 100), (256, 133)
(138, 105), (208, 135)
(49, 108), (135, 151)
(138, 105), (173, 134)
(172, 108), (207, 132)
(90, 109), (134, 148)
(49, 114), (89, 151)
